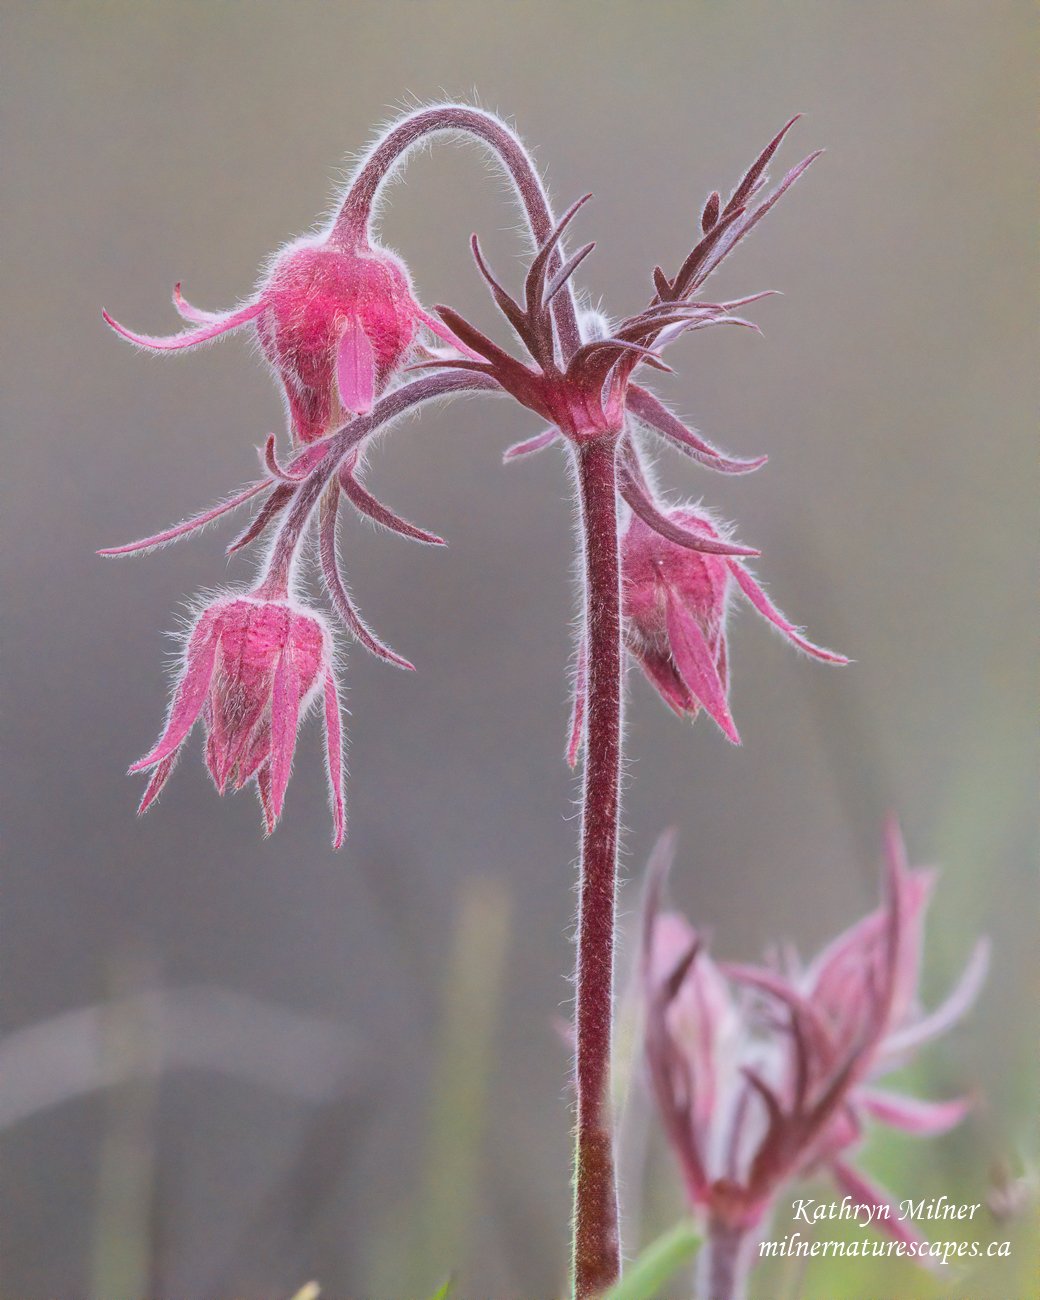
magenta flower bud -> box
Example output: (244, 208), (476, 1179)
(254, 238), (421, 441)
(641, 824), (989, 1273)
(129, 595), (345, 847)
(621, 508), (847, 744)
(103, 231), (469, 444)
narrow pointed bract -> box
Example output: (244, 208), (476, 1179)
(621, 507), (846, 744)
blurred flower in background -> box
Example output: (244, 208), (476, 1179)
(641, 823), (989, 1295)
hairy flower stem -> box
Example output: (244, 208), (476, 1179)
(333, 104), (582, 356)
(571, 435), (623, 1298)
(697, 1219), (755, 1300)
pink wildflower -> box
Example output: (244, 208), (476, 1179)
(130, 595), (345, 847)
(621, 506), (848, 745)
(641, 823), (989, 1255)
(103, 232), (467, 443)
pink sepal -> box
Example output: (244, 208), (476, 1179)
(137, 752), (178, 814)
(172, 283), (221, 323)
(317, 485), (415, 670)
(627, 386), (767, 475)
(857, 1089), (970, 1136)
(269, 650), (301, 819)
(129, 609), (220, 771)
(828, 1159), (939, 1267)
(881, 939), (990, 1061)
(665, 596), (740, 744)
(336, 318), (376, 415)
(102, 300), (262, 350)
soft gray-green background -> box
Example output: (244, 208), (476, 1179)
(2, 2), (1035, 1297)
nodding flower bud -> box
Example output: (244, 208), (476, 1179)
(255, 238), (421, 441)
(129, 594), (346, 847)
(621, 508), (847, 745)
(103, 232), (468, 444)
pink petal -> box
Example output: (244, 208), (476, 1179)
(857, 1089), (970, 1136)
(728, 561), (849, 662)
(268, 651), (301, 820)
(335, 318), (376, 415)
(98, 480), (269, 556)
(665, 596), (740, 743)
(137, 752), (178, 814)
(669, 947), (739, 1133)
(503, 426), (560, 462)
(322, 671), (347, 849)
(102, 300), (262, 351)
(129, 612), (220, 771)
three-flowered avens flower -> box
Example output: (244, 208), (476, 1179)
(104, 230), (468, 443)
(102, 105), (851, 1295)
(641, 824), (989, 1282)
(621, 506), (848, 744)
(131, 595), (345, 847)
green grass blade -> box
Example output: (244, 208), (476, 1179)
(603, 1220), (701, 1300)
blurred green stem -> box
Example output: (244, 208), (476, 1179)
(412, 876), (511, 1290)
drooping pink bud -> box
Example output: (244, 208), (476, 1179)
(103, 232), (471, 445)
(130, 594), (345, 846)
(621, 508), (847, 744)
(255, 239), (421, 440)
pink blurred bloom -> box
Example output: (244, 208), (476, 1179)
(130, 595), (345, 847)
(103, 232), (467, 444)
(641, 823), (989, 1248)
(621, 506), (847, 745)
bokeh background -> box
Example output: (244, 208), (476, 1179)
(2, 3), (1035, 1297)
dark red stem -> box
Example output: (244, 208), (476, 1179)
(571, 435), (623, 1298)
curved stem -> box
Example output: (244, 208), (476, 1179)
(332, 105), (582, 360)
(254, 371), (497, 598)
(571, 436), (623, 1298)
